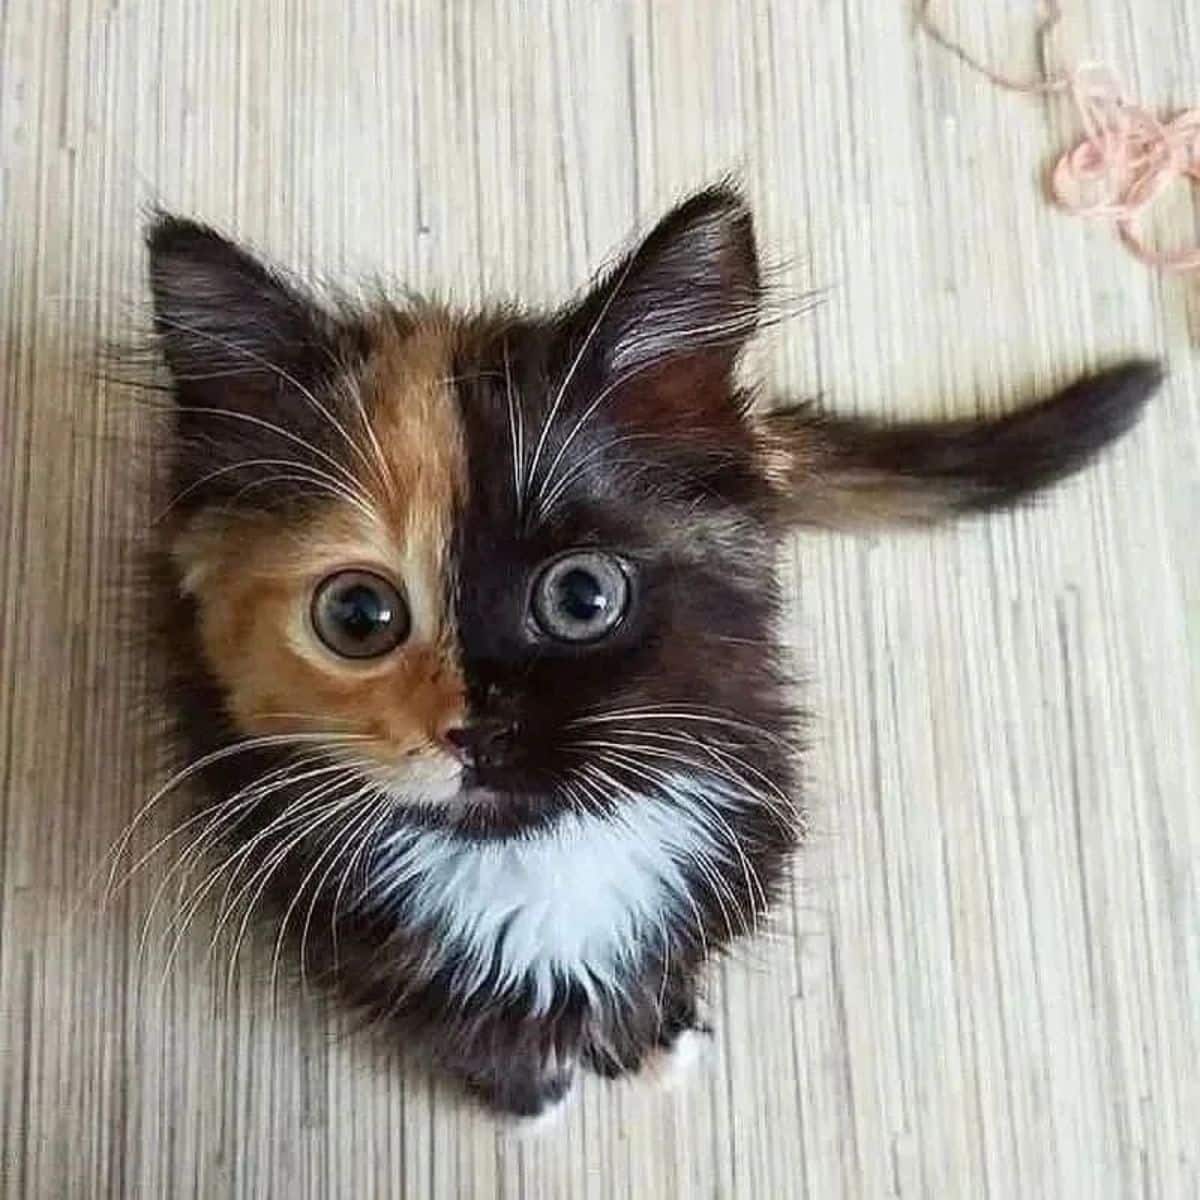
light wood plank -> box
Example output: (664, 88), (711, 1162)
(2, 2), (1197, 1196)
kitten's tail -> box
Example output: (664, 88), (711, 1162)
(759, 360), (1164, 529)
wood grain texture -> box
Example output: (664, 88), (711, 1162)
(1, 2), (1197, 1196)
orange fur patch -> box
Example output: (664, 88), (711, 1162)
(172, 312), (471, 797)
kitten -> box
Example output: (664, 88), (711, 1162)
(144, 185), (1161, 1119)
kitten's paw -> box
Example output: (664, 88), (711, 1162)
(646, 1027), (711, 1092)
(500, 1088), (572, 1139)
(482, 1062), (575, 1135)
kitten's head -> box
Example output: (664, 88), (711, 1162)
(150, 187), (795, 837)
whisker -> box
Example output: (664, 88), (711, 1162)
(522, 255), (637, 519)
(502, 337), (526, 512)
(295, 795), (382, 976)
(328, 790), (396, 956)
(583, 746), (767, 928)
(169, 404), (376, 511)
(568, 705), (794, 748)
(330, 371), (394, 503)
(219, 785), (371, 997)
(218, 470), (379, 524)
(100, 731), (368, 900)
(140, 759), (356, 969)
(531, 361), (669, 516)
(268, 783), (379, 992)
(579, 760), (735, 947)
(153, 767), (356, 967)
(200, 771), (359, 957)
(153, 313), (383, 489)
(594, 726), (802, 827)
(535, 432), (673, 519)
(112, 749), (341, 898)
(156, 456), (376, 522)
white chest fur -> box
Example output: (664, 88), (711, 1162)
(379, 792), (725, 1011)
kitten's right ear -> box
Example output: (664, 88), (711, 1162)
(145, 213), (334, 408)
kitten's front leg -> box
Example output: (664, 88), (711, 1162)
(583, 972), (708, 1083)
(462, 1049), (576, 1122)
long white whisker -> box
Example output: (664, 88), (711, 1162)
(155, 313), (381, 486)
(220, 470), (378, 524)
(331, 372), (394, 502)
(302, 787), (393, 975)
(583, 746), (766, 927)
(143, 761), (356, 971)
(576, 726), (796, 832)
(522, 256), (637, 515)
(170, 404), (375, 509)
(593, 726), (802, 827)
(532, 361), (667, 516)
(156, 456), (377, 521)
(502, 337), (525, 511)
(578, 761), (729, 948)
(568, 706), (793, 748)
(220, 786), (369, 997)
(115, 750), (342, 898)
(535, 432), (672, 519)
(269, 783), (378, 991)
(328, 790), (395, 958)
(201, 771), (358, 957)
(100, 732), (367, 899)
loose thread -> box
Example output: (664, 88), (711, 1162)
(916, 0), (1200, 273)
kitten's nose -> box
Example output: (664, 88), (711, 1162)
(441, 718), (517, 770)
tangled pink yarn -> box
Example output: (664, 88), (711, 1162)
(917, 0), (1200, 273)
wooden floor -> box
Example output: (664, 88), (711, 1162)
(2, 2), (1198, 1196)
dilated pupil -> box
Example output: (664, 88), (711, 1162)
(557, 569), (607, 622)
(331, 584), (389, 640)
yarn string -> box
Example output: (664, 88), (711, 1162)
(916, 0), (1200, 273)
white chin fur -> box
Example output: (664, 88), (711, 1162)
(648, 1029), (709, 1091)
(377, 780), (739, 1013)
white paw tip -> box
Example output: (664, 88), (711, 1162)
(502, 1091), (570, 1139)
(652, 1028), (710, 1091)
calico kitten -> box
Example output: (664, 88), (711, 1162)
(144, 185), (1161, 1120)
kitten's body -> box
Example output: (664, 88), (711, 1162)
(145, 186), (1160, 1117)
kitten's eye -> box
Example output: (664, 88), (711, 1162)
(532, 551), (630, 644)
(311, 570), (410, 659)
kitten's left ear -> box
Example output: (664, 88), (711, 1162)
(145, 214), (363, 512)
(572, 184), (761, 396)
(145, 213), (337, 411)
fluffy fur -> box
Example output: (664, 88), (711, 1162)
(140, 185), (1162, 1117)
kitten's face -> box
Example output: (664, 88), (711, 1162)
(143, 185), (1157, 1117)
(155, 192), (789, 835)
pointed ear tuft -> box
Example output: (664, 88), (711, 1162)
(144, 214), (367, 514)
(581, 184), (762, 379)
(145, 212), (334, 406)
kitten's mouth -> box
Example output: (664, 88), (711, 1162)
(358, 753), (565, 836)
(406, 779), (511, 812)
(370, 769), (564, 838)
(371, 766), (506, 811)
(355, 753), (463, 807)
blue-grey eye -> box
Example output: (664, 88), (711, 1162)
(532, 551), (630, 643)
(311, 570), (409, 659)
